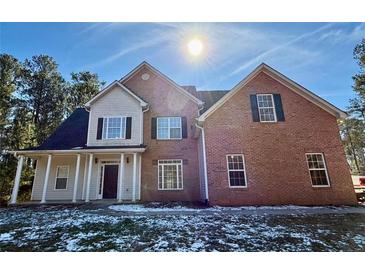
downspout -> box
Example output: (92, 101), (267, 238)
(195, 123), (209, 205)
(141, 105), (150, 144)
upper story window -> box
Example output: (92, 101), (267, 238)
(157, 117), (182, 140)
(55, 166), (69, 190)
(257, 94), (277, 122)
(102, 117), (126, 139)
(227, 154), (247, 188)
(306, 153), (330, 187)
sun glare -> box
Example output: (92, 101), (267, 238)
(187, 38), (203, 56)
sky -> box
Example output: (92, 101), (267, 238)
(0, 22), (364, 110)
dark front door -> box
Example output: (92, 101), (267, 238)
(103, 165), (119, 199)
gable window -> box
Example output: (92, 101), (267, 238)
(306, 153), (330, 187)
(227, 155), (247, 188)
(102, 117), (126, 139)
(257, 94), (277, 122)
(158, 159), (183, 190)
(157, 117), (182, 140)
(55, 166), (69, 190)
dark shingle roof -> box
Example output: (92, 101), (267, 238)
(180, 85), (230, 114)
(22, 109), (147, 151)
(196, 90), (229, 114)
(25, 108), (89, 151)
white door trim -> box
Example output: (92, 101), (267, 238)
(98, 159), (120, 199)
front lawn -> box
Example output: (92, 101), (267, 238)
(0, 205), (365, 251)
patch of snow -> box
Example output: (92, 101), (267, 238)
(0, 232), (14, 242)
(191, 241), (205, 251)
(66, 239), (80, 251)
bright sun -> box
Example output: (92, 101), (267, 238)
(187, 38), (203, 56)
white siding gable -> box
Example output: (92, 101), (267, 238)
(87, 85), (143, 146)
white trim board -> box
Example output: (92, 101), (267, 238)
(11, 147), (146, 156)
(119, 61), (204, 105)
(85, 81), (148, 108)
(197, 63), (347, 122)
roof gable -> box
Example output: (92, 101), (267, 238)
(120, 61), (204, 105)
(198, 63), (347, 122)
(85, 81), (148, 108)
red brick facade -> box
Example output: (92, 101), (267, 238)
(203, 71), (357, 205)
(122, 64), (356, 206)
(124, 67), (201, 202)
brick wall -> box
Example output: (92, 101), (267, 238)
(204, 71), (357, 206)
(123, 67), (201, 202)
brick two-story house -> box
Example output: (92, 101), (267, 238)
(9, 61), (357, 206)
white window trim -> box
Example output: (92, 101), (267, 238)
(305, 153), (331, 188)
(54, 165), (69, 190)
(226, 154), (248, 188)
(102, 116), (127, 140)
(257, 93), (277, 123)
(158, 159), (183, 190)
(156, 117), (182, 140)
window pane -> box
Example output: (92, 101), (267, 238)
(57, 167), (68, 178)
(227, 155), (246, 187)
(157, 117), (169, 127)
(164, 165), (177, 189)
(257, 95), (274, 107)
(158, 160), (182, 190)
(157, 117), (181, 140)
(310, 170), (328, 186)
(104, 117), (122, 139)
(306, 153), (329, 186)
(259, 108), (275, 122)
(55, 178), (67, 189)
(229, 171), (246, 186)
(169, 117), (181, 128)
(102, 119), (107, 139)
(120, 117), (126, 138)
(170, 128), (181, 139)
(157, 128), (169, 139)
(257, 95), (275, 122)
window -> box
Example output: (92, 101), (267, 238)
(306, 153), (330, 187)
(55, 166), (69, 190)
(102, 117), (126, 139)
(158, 160), (183, 190)
(257, 94), (276, 122)
(227, 155), (247, 187)
(157, 117), (182, 140)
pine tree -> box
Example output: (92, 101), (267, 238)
(20, 55), (67, 145)
(65, 71), (104, 115)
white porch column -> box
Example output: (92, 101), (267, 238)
(85, 153), (93, 202)
(82, 154), (88, 200)
(72, 154), (81, 203)
(118, 153), (125, 202)
(41, 154), (52, 204)
(10, 155), (24, 204)
(132, 153), (137, 202)
(138, 153), (142, 200)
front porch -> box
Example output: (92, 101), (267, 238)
(9, 148), (145, 204)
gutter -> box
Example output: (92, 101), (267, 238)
(195, 123), (209, 205)
(8, 147), (147, 155)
